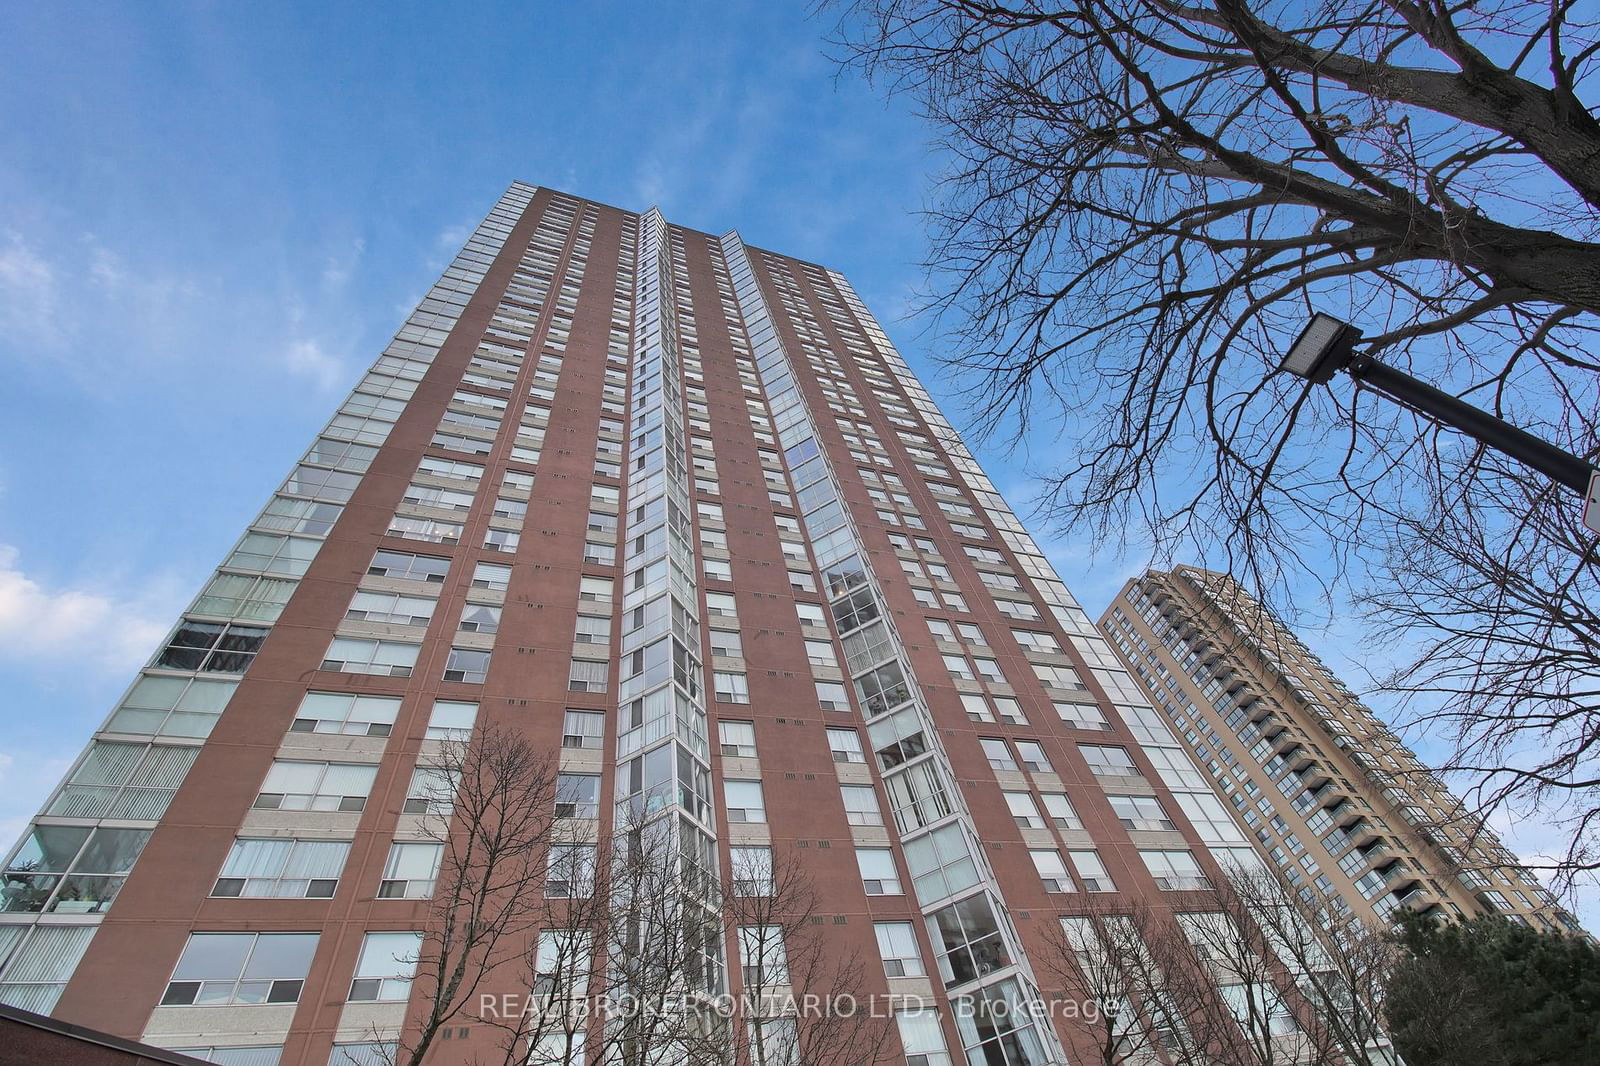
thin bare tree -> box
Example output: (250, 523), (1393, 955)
(1045, 897), (1208, 1065)
(1201, 864), (1403, 1066)
(477, 804), (727, 1066)
(361, 722), (558, 1066)
(725, 845), (897, 1066)
(1042, 864), (1406, 1065)
(834, 0), (1600, 891)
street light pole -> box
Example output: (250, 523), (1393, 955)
(1278, 312), (1597, 499)
(1342, 353), (1593, 495)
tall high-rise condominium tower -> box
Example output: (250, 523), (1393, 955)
(1, 184), (1420, 1065)
(1101, 565), (1580, 935)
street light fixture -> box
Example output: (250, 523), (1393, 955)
(1278, 313), (1600, 531)
(1280, 312), (1361, 383)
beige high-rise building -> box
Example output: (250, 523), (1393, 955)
(1101, 565), (1580, 934)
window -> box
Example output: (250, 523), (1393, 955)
(711, 629), (743, 658)
(738, 924), (789, 989)
(904, 822), (981, 904)
(160, 932), (318, 1006)
(170, 1046), (285, 1065)
(1219, 982), (1298, 1037)
(1069, 850), (1116, 892)
(259, 496), (342, 537)
(815, 680), (849, 712)
(254, 761), (375, 812)
(212, 838), (349, 898)
(1108, 794), (1175, 832)
(193, 573), (297, 623)
(991, 696), (1027, 725)
(942, 654), (975, 681)
(1141, 850), (1208, 890)
(156, 621), (270, 674)
(703, 558), (732, 582)
(321, 638), (418, 677)
(1004, 792), (1044, 829)
(1012, 630), (1061, 654)
(1, 824), (149, 915)
(1054, 701), (1110, 730)
(471, 562), (511, 591)
(572, 614), (611, 646)
(290, 693), (400, 737)
(329, 1043), (396, 1066)
(368, 547), (451, 582)
(895, 1008), (951, 1066)
(925, 894), (1011, 989)
(875, 922), (925, 978)
(714, 672), (748, 704)
(1080, 745), (1140, 778)
(555, 774), (601, 820)
(857, 848), (901, 895)
(425, 700), (478, 742)
(826, 728), (866, 763)
(579, 576), (613, 603)
(980, 737), (1017, 772)
(492, 497), (527, 522)
(546, 844), (597, 899)
(752, 1019), (799, 1066)
(719, 720), (757, 758)
(1033, 663), (1084, 690)
(724, 780), (766, 822)
(561, 709), (605, 750)
(568, 658), (608, 692)
(348, 932), (421, 1001)
(972, 657), (1005, 684)
(951, 976), (1050, 1064)
(224, 533), (321, 576)
(706, 591), (738, 618)
(960, 693), (994, 722)
(345, 590), (435, 627)
(583, 540), (615, 566)
(387, 514), (463, 544)
(378, 842), (441, 898)
(480, 527), (519, 553)
(837, 785), (882, 827)
(1030, 849), (1074, 892)
(459, 604), (500, 634)
(403, 766), (458, 815)
(1014, 740), (1052, 774)
(105, 675), (237, 737)
(732, 846), (774, 896)
(1040, 793), (1082, 830)
(442, 647), (490, 684)
(1143, 747), (1208, 789)
(804, 639), (838, 668)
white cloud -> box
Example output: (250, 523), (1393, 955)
(436, 221), (472, 250)
(283, 338), (348, 392)
(322, 237), (366, 290)
(0, 230), (61, 343)
(0, 544), (176, 674)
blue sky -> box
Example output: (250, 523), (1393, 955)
(0, 2), (1589, 922)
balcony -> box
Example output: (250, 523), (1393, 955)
(1358, 840), (1396, 867)
(1394, 885), (1436, 915)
